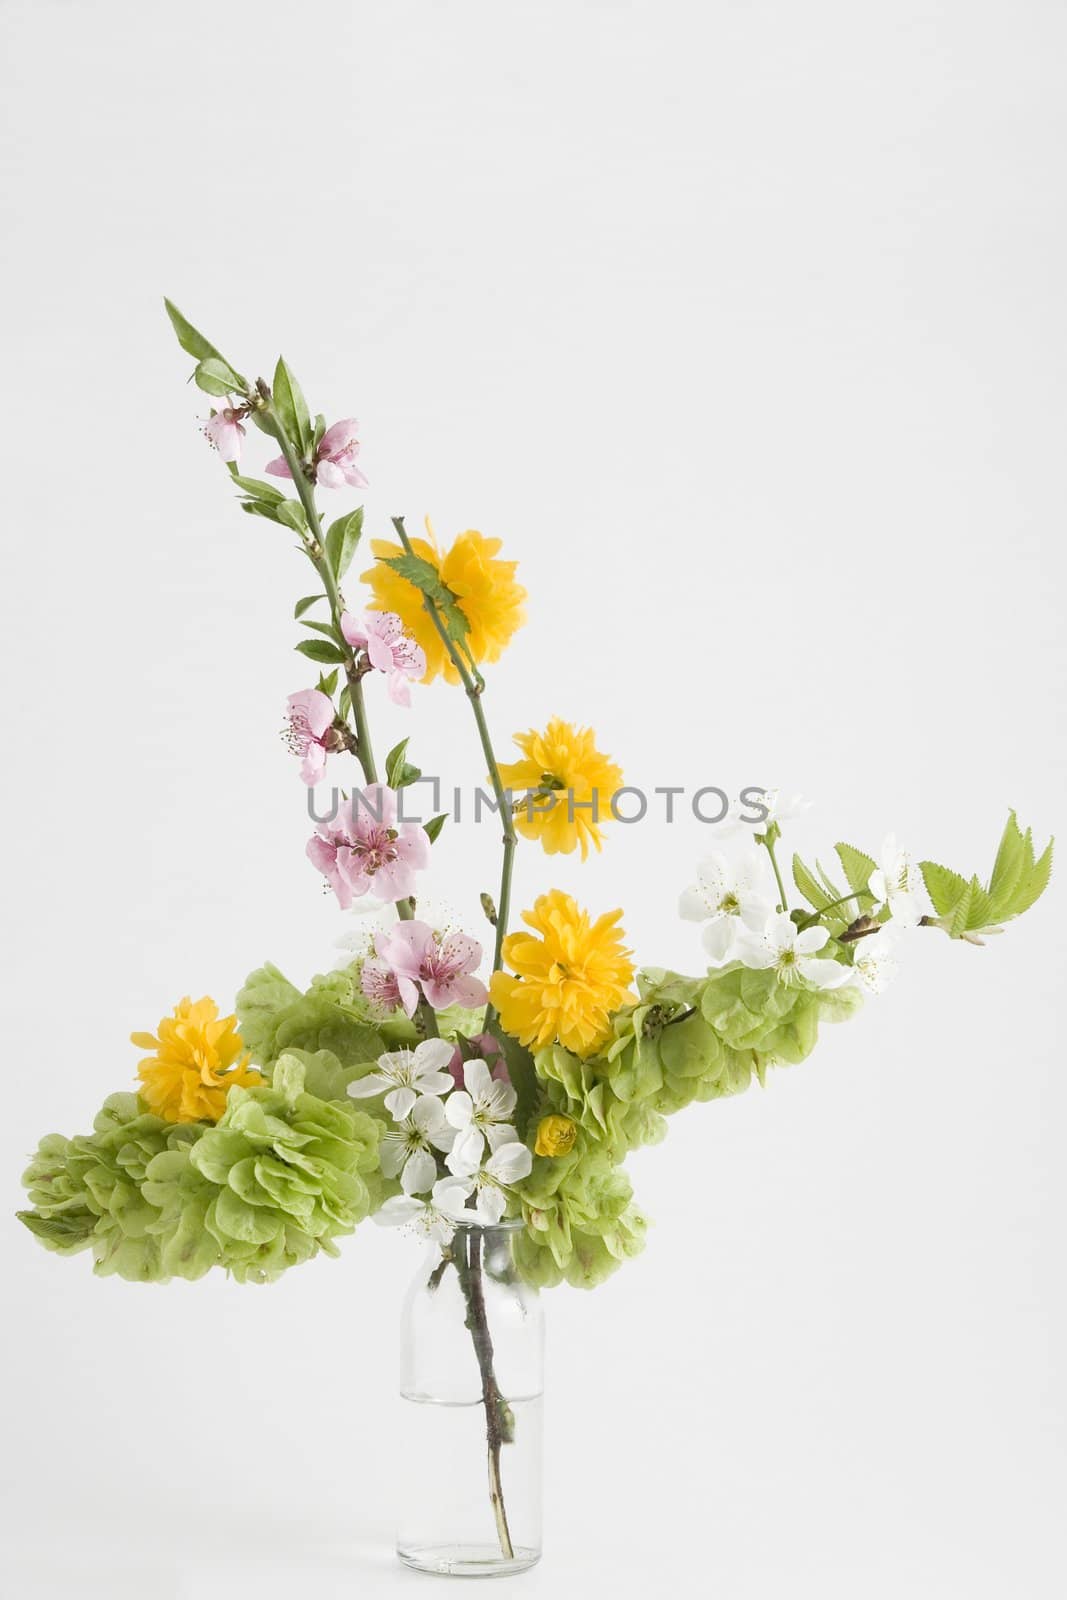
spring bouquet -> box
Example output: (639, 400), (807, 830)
(19, 305), (1053, 1572)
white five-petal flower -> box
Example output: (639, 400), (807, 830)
(867, 835), (926, 929)
(444, 1059), (520, 1173)
(348, 1037), (456, 1121)
(378, 1094), (456, 1194)
(850, 926), (900, 994)
(720, 787), (812, 836)
(678, 849), (774, 965)
(737, 910), (852, 989)
(446, 1141), (534, 1223)
(374, 1177), (473, 1244)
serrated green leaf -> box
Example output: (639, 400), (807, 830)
(963, 877), (995, 931)
(948, 881), (975, 938)
(834, 843), (877, 898)
(325, 507), (364, 580)
(424, 813), (447, 843)
(919, 860), (970, 917)
(194, 356), (245, 398)
(296, 639), (346, 664)
(272, 357), (312, 455)
(987, 812), (1027, 912)
(792, 854), (832, 912)
(294, 594), (325, 619)
(1010, 835), (1053, 917)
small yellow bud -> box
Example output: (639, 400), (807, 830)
(534, 1113), (577, 1159)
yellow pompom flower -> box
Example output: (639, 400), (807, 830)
(499, 717), (623, 861)
(132, 997), (261, 1124)
(363, 522), (527, 684)
(489, 890), (635, 1059)
(534, 1113), (578, 1158)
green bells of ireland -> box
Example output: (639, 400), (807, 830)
(18, 1057), (384, 1285)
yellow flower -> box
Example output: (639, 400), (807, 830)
(534, 1113), (578, 1158)
(132, 997), (261, 1124)
(489, 890), (635, 1059)
(363, 522), (527, 684)
(499, 717), (623, 861)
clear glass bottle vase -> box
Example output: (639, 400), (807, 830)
(397, 1219), (544, 1577)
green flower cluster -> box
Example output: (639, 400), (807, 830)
(18, 1054), (384, 1284)
(236, 960), (485, 1075)
(513, 963), (862, 1289)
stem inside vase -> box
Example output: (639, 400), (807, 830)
(454, 1230), (516, 1560)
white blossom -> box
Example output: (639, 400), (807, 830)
(444, 1059), (520, 1172)
(374, 1177), (474, 1245)
(379, 1094), (456, 1195)
(348, 1037), (456, 1121)
(867, 835), (926, 929)
(679, 849), (774, 966)
(737, 910), (852, 989)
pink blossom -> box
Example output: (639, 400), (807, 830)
(368, 920), (489, 1016)
(266, 418), (367, 490)
(307, 785), (430, 908)
(202, 396), (246, 464)
(341, 611), (427, 707)
(360, 957), (409, 1014)
(284, 688), (336, 785)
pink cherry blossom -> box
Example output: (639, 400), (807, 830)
(284, 688), (337, 785)
(265, 418), (367, 490)
(202, 395), (246, 464)
(341, 611), (427, 707)
(367, 920), (489, 1015)
(307, 785), (430, 908)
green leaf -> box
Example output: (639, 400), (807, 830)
(194, 356), (246, 398)
(987, 812), (1027, 910)
(240, 500), (285, 524)
(385, 739), (410, 788)
(228, 468), (286, 505)
(296, 639), (347, 664)
(272, 357), (312, 456)
(424, 813), (448, 843)
(163, 300), (244, 384)
(792, 854), (833, 913)
(338, 684), (352, 717)
(317, 669), (339, 696)
(384, 736), (422, 789)
(834, 843), (877, 898)
(920, 860), (970, 918)
(381, 550), (470, 646)
(274, 500), (309, 535)
(300, 619), (342, 641)
(948, 880), (975, 938)
(295, 594), (325, 619)
(325, 507), (364, 580)
(1011, 834), (1053, 917)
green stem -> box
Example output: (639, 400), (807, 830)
(761, 834), (789, 914)
(390, 517), (517, 1030)
(797, 888), (875, 931)
(267, 416), (437, 1034)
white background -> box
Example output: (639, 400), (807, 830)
(1, 3), (1064, 1595)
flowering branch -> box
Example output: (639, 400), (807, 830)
(260, 405), (380, 785)
(389, 517), (517, 1030)
(262, 408), (439, 1037)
